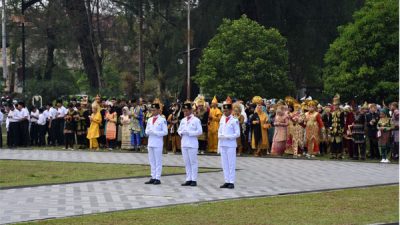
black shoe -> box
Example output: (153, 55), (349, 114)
(227, 183), (235, 189)
(190, 181), (197, 187)
(145, 179), (155, 184)
(181, 181), (192, 186)
(220, 183), (229, 188)
(153, 179), (161, 185)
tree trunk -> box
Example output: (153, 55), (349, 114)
(65, 0), (101, 92)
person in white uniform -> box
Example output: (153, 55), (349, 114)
(178, 102), (203, 187)
(218, 102), (241, 189)
(145, 103), (168, 185)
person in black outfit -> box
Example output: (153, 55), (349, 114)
(366, 104), (380, 159)
(351, 106), (367, 160)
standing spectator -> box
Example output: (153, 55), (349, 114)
(167, 103), (182, 154)
(18, 102), (30, 147)
(330, 95), (345, 159)
(377, 108), (393, 163)
(87, 103), (102, 150)
(304, 100), (324, 158)
(208, 96), (222, 153)
(320, 107), (332, 156)
(47, 103), (58, 146)
(37, 107), (47, 146)
(0, 107), (3, 148)
(131, 100), (144, 151)
(56, 100), (67, 145)
(75, 103), (89, 149)
(30, 106), (39, 146)
(366, 104), (380, 159)
(351, 104), (368, 160)
(390, 102), (399, 160)
(120, 107), (132, 150)
(271, 105), (288, 156)
(105, 104), (117, 150)
(64, 104), (77, 150)
(8, 104), (21, 148)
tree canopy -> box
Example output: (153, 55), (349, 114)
(194, 15), (294, 100)
(322, 0), (399, 103)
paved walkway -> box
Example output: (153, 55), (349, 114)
(0, 149), (398, 224)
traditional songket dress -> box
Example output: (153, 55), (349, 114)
(105, 111), (117, 141)
(87, 110), (102, 150)
(271, 114), (288, 155)
(120, 114), (132, 149)
(305, 111), (324, 155)
(208, 107), (222, 152)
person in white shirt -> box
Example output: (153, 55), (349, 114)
(37, 107), (47, 146)
(55, 100), (66, 145)
(47, 103), (58, 146)
(18, 102), (30, 147)
(218, 101), (241, 189)
(30, 106), (40, 146)
(177, 102), (203, 187)
(0, 107), (3, 148)
(144, 103), (168, 185)
(7, 104), (19, 148)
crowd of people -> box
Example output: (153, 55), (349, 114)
(2, 94), (399, 163)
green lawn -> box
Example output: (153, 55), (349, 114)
(0, 160), (217, 188)
(19, 185), (399, 225)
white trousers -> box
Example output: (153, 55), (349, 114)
(182, 147), (198, 181)
(148, 147), (163, 180)
(220, 147), (236, 183)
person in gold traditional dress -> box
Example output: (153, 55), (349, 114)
(286, 98), (305, 158)
(251, 96), (270, 156)
(194, 95), (209, 154)
(87, 102), (102, 150)
(232, 102), (245, 155)
(208, 96), (222, 153)
(271, 104), (288, 156)
(304, 100), (324, 158)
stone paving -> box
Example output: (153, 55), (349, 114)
(0, 149), (398, 224)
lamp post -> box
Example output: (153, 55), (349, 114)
(186, 0), (190, 101)
(1, 0), (7, 83)
(21, 0), (25, 92)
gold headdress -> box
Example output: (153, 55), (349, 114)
(361, 101), (368, 109)
(252, 96), (263, 105)
(232, 102), (241, 111)
(333, 93), (340, 105)
(211, 96), (218, 104)
(306, 100), (319, 108)
(294, 103), (301, 111)
(225, 96), (232, 104)
(285, 96), (296, 107)
(194, 95), (205, 106)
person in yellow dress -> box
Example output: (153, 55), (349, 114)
(251, 96), (270, 156)
(208, 96), (222, 153)
(87, 102), (102, 150)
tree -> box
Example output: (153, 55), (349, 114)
(65, 0), (103, 92)
(322, 0), (398, 103)
(194, 15), (294, 100)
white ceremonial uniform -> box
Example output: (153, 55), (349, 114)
(145, 115), (168, 180)
(177, 114), (203, 182)
(49, 107), (57, 120)
(218, 114), (241, 184)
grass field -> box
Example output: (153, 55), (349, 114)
(0, 160), (217, 188)
(18, 185), (399, 225)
